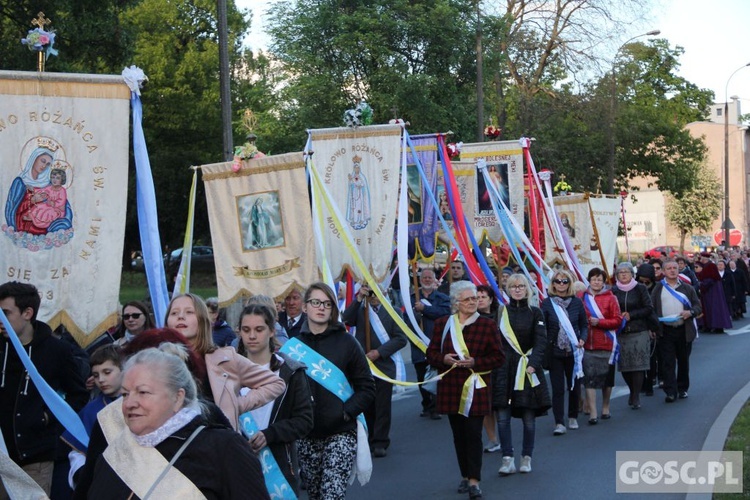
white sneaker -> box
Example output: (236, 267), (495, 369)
(498, 456), (516, 475)
(519, 455), (532, 473)
(553, 424), (567, 435)
(568, 418), (579, 430)
(484, 441), (502, 453)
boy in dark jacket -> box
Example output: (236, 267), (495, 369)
(0, 281), (88, 497)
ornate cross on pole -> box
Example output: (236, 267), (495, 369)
(31, 12), (51, 29)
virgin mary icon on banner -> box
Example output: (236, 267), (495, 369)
(3, 136), (75, 251)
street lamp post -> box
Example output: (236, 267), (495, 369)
(607, 30), (661, 194)
(723, 63), (750, 249)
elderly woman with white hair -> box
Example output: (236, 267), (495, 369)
(427, 281), (505, 499)
(612, 261), (656, 410)
(86, 347), (269, 499)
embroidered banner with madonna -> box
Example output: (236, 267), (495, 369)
(0, 71), (131, 345)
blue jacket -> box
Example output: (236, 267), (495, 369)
(541, 295), (588, 358)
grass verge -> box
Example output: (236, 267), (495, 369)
(119, 271), (217, 305)
(719, 400), (750, 498)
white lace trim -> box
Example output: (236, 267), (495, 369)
(132, 407), (200, 447)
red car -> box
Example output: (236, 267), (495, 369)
(643, 246), (694, 260)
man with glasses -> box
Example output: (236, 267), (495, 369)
(342, 283), (406, 458)
(409, 267), (451, 420)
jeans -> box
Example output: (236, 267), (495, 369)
(497, 407), (536, 457)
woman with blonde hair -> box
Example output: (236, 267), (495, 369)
(541, 269), (588, 435)
(494, 274), (550, 475)
(165, 293), (285, 431)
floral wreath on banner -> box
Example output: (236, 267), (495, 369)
(484, 125), (501, 140)
(343, 101), (373, 127)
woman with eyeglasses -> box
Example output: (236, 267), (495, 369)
(295, 282), (375, 500)
(427, 281), (504, 499)
(113, 300), (155, 347)
(541, 269), (588, 435)
(494, 274), (550, 476)
(611, 262), (655, 410)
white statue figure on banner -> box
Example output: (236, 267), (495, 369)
(346, 155), (371, 230)
(251, 197), (272, 248)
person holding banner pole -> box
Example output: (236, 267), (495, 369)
(408, 268), (451, 420)
(579, 268), (621, 424)
(342, 283), (407, 458)
(237, 303), (314, 495)
(650, 260), (701, 403)
(427, 281), (504, 499)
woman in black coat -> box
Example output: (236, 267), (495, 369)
(541, 269), (588, 435)
(729, 259), (748, 318)
(237, 303), (314, 495)
(493, 274), (550, 476)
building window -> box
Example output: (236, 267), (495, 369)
(717, 108), (723, 116)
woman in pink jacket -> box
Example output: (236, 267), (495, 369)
(166, 293), (285, 430)
(579, 268), (622, 424)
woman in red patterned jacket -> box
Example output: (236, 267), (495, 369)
(579, 268), (622, 424)
(427, 281), (505, 500)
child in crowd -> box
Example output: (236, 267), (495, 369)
(62, 344), (124, 489)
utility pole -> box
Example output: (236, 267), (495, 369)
(475, 1), (484, 142)
(218, 0), (233, 161)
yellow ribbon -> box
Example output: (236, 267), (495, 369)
(309, 163), (429, 352)
(500, 309), (540, 391)
(367, 358), (456, 386)
(449, 314), (491, 416)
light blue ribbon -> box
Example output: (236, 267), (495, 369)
(280, 338), (366, 430)
(131, 92), (169, 325)
(239, 412), (297, 499)
(549, 300), (584, 386)
(658, 279), (698, 331)
(0, 312), (88, 447)
(582, 292), (620, 364)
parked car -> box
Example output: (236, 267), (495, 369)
(164, 246), (215, 278)
(643, 246), (694, 260)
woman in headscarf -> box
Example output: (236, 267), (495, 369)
(611, 262), (655, 410)
(695, 259), (733, 333)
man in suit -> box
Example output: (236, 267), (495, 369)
(342, 284), (407, 458)
(278, 288), (306, 339)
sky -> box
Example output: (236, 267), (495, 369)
(235, 0), (750, 107)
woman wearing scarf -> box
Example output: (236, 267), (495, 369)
(493, 274), (550, 476)
(476, 285), (502, 453)
(427, 281), (504, 499)
(541, 269), (588, 435)
(611, 262), (655, 410)
(579, 268), (621, 424)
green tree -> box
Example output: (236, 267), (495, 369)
(666, 162), (722, 253)
(266, 0), (479, 140)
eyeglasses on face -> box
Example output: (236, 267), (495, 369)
(553, 279), (570, 285)
(122, 313), (142, 320)
(306, 299), (333, 309)
(509, 284), (526, 290)
(459, 296), (478, 303)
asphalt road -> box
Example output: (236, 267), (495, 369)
(332, 318), (750, 500)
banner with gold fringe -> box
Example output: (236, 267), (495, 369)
(309, 124), (402, 281)
(201, 153), (317, 304)
(0, 70), (130, 346)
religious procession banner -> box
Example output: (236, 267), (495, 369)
(0, 71), (130, 346)
(309, 124), (402, 281)
(544, 193), (620, 275)
(405, 134), (440, 261)
(588, 195), (621, 276)
(453, 140), (525, 244)
(201, 152), (317, 304)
